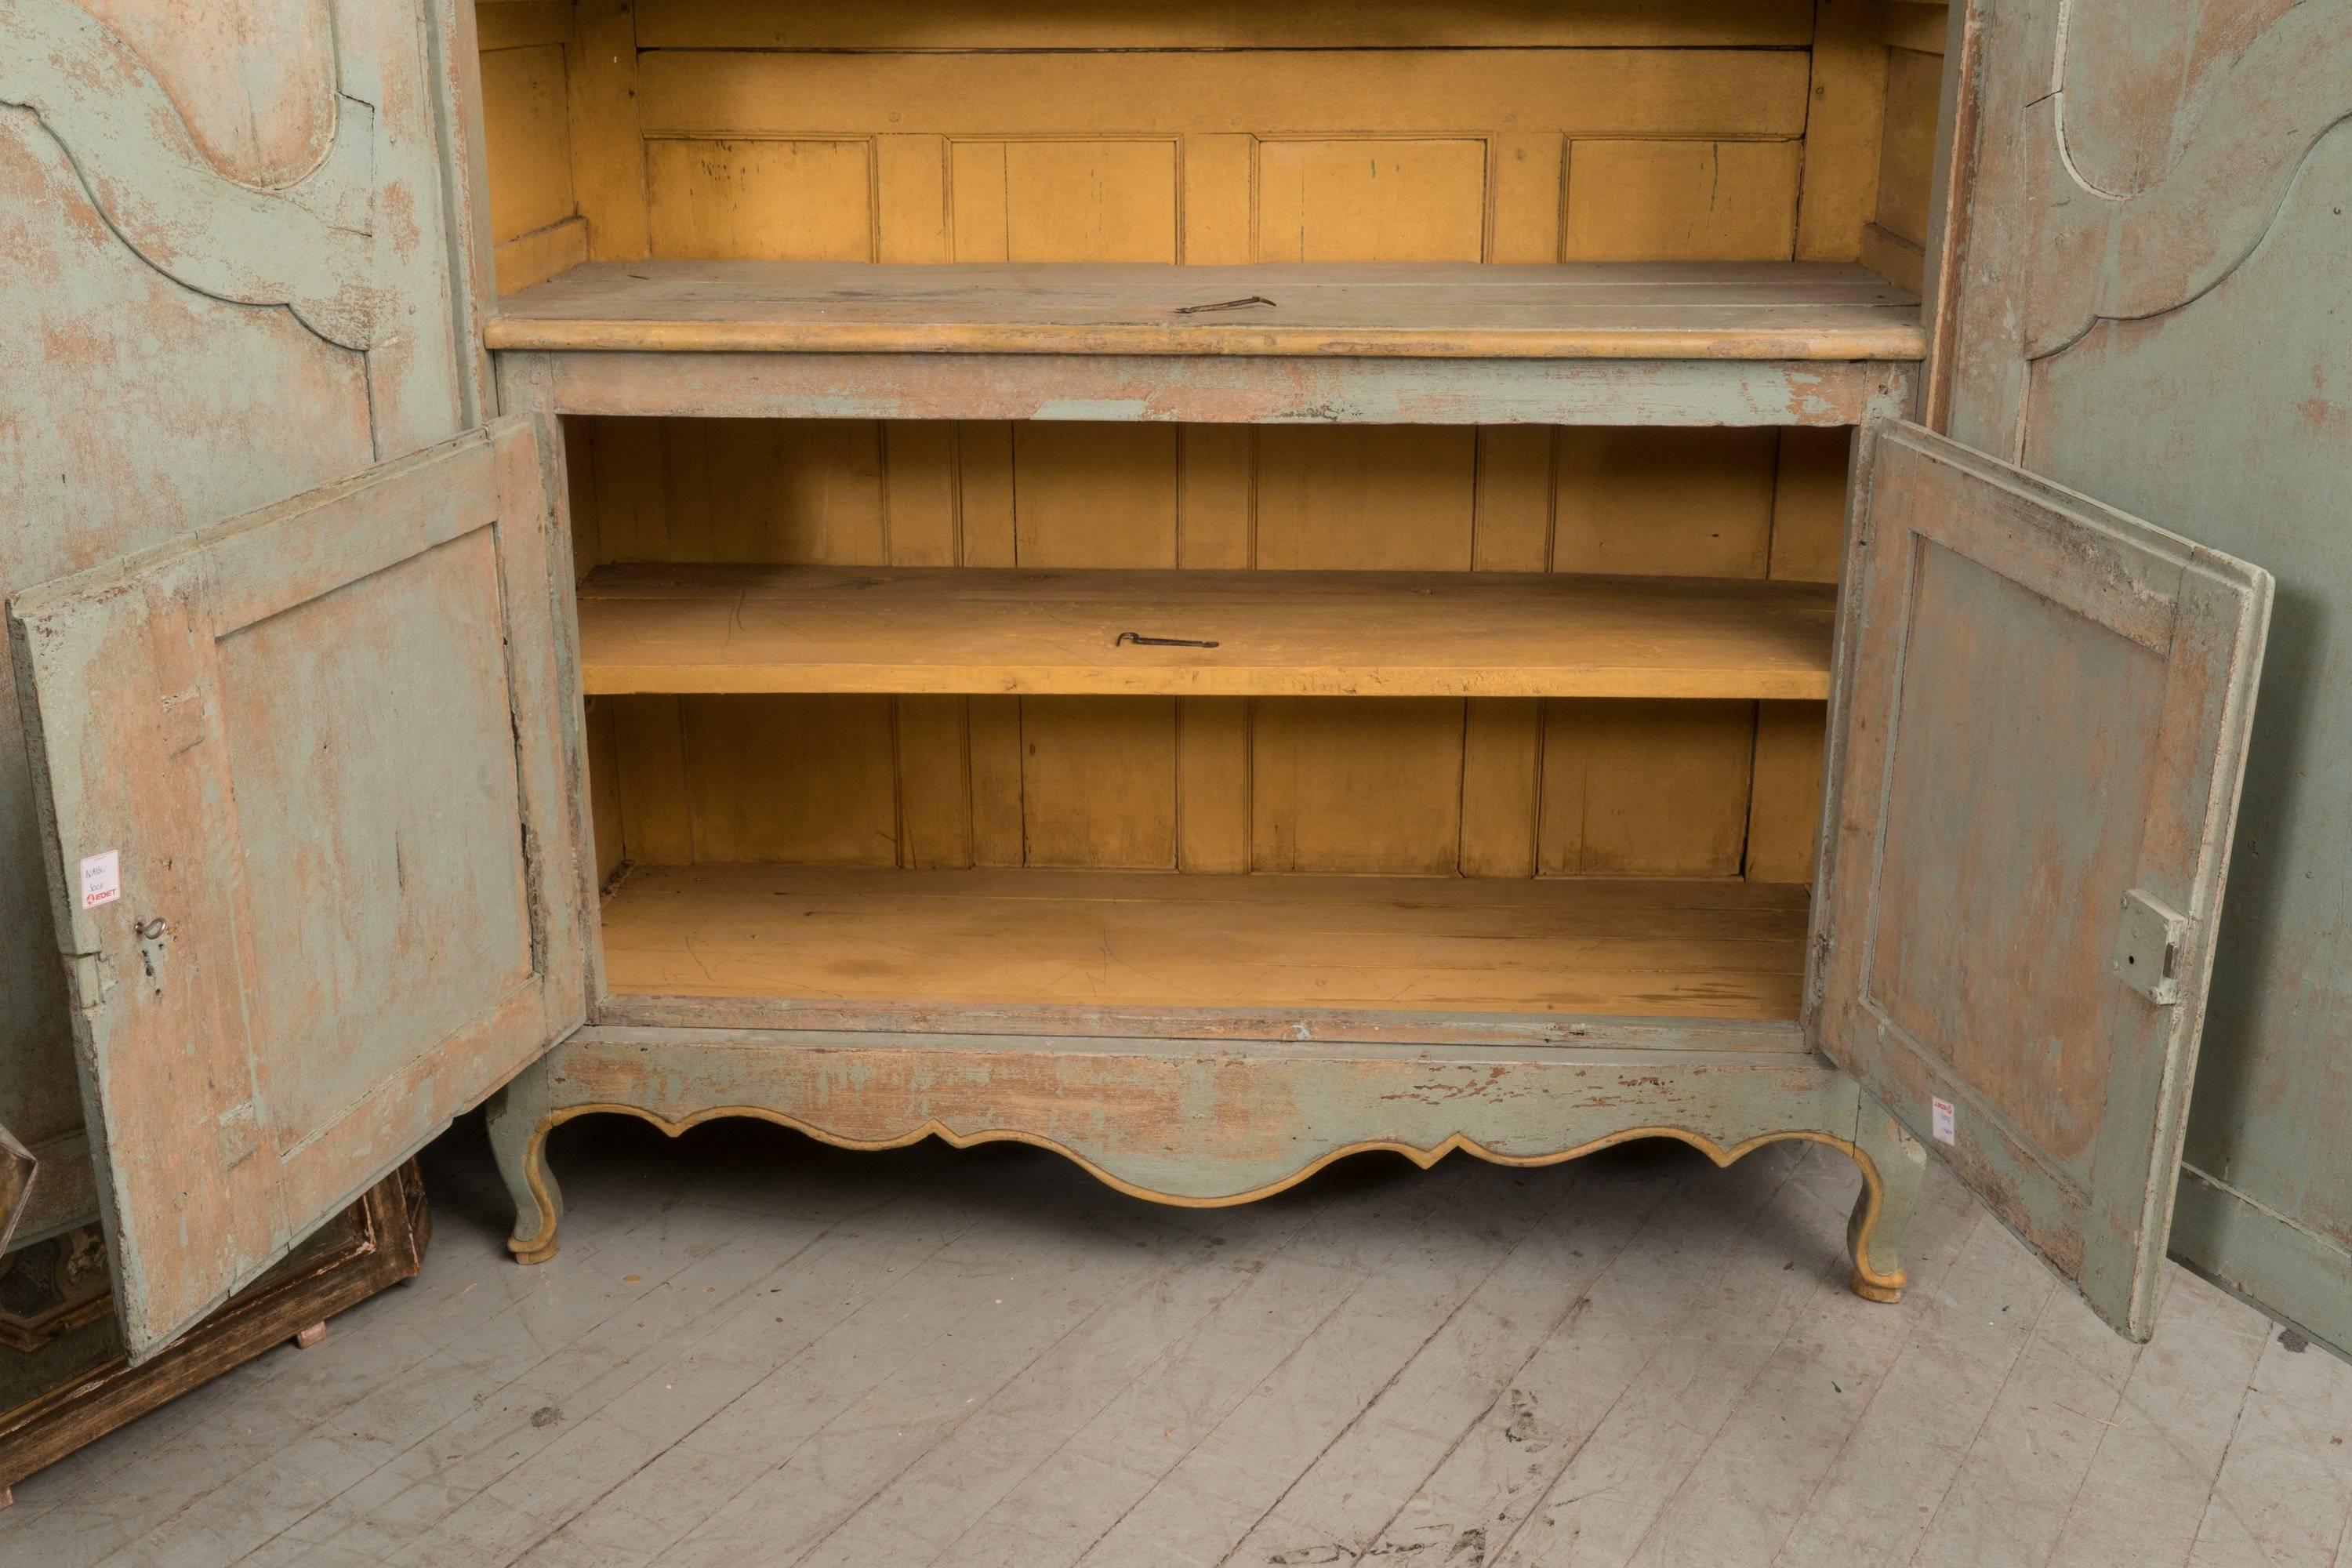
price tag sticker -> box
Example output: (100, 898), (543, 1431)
(79, 850), (121, 909)
(1930, 1096), (1956, 1145)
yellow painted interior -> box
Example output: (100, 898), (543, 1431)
(474, 0), (1948, 897)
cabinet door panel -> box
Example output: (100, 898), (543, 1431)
(7, 416), (585, 1362)
(1813, 420), (2270, 1339)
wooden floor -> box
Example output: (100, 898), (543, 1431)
(600, 866), (1813, 1020)
(6, 1116), (2347, 1567)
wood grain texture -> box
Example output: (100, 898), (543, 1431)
(574, 564), (1838, 700)
(486, 260), (1926, 359)
(0, 0), (478, 1270)
(7, 420), (583, 1361)
(0, 1164), (426, 1494)
(597, 864), (1812, 1021)
(23, 1118), (2351, 1565)
(635, 0), (1818, 49)
(1796, 0), (1892, 262)
(1814, 422), (2271, 1341)
(1941, 5), (2352, 1358)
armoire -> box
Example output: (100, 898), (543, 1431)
(3, 0), (2347, 1424)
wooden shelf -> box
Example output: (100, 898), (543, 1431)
(488, 261), (1922, 428)
(488, 260), (1925, 361)
(598, 865), (1811, 1022)
(575, 564), (1838, 700)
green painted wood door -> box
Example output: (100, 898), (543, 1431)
(1813, 420), (2271, 1341)
(6, 417), (587, 1362)
(1936, 0), (2352, 1358)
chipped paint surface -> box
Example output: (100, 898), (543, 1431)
(1813, 423), (2270, 1339)
(0, 0), (485, 1272)
(489, 1025), (1927, 1298)
(1944, 0), (2352, 1356)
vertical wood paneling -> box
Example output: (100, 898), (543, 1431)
(1769, 427), (1853, 583)
(1875, 47), (1945, 246)
(1256, 139), (1488, 262)
(1539, 701), (1757, 877)
(478, 45), (575, 242)
(1012, 426), (1180, 567)
(1177, 698), (1251, 872)
(613, 695), (694, 863)
(1563, 140), (1802, 260)
(1254, 428), (1478, 571)
(1472, 428), (1555, 572)
(1747, 701), (1828, 883)
(1020, 698), (1180, 868)
(1252, 699), (1466, 874)
(875, 135), (951, 261)
(1553, 428), (1780, 578)
(1177, 427), (1254, 568)
(1182, 133), (1254, 263)
(645, 139), (874, 259)
(683, 695), (899, 863)
(1795, 0), (1889, 261)
(1489, 133), (1566, 262)
(569, 0), (650, 260)
(586, 698), (626, 882)
(883, 423), (960, 565)
(543, 22), (1864, 884)
(967, 695), (1026, 865)
(1461, 699), (1543, 877)
(895, 695), (973, 867)
(956, 423), (1018, 567)
(652, 420), (887, 563)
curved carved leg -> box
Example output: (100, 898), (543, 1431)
(1846, 1098), (1927, 1303)
(488, 1062), (564, 1265)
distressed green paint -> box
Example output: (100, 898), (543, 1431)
(0, 0), (487, 1272)
(1944, 0), (2352, 1357)
(495, 347), (1919, 428)
(9, 419), (583, 1363)
(1813, 422), (2270, 1341)
(489, 1026), (1929, 1298)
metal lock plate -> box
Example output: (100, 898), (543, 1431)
(2113, 887), (2190, 1005)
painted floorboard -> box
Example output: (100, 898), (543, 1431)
(0, 1116), (2344, 1568)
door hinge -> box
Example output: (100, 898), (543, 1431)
(2113, 888), (2190, 1005)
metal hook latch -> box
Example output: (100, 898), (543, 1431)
(1174, 295), (1276, 314)
(1114, 630), (1221, 648)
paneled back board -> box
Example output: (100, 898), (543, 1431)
(475, 0), (1951, 887)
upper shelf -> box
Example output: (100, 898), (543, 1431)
(488, 261), (1924, 427)
(487, 260), (1926, 361)
(575, 563), (1838, 701)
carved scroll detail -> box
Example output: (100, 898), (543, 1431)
(0, 0), (379, 347)
(2028, 0), (2352, 358)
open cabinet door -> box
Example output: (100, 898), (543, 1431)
(1814, 420), (2270, 1341)
(7, 416), (587, 1362)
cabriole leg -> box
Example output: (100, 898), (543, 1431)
(1847, 1096), (1927, 1303)
(487, 1062), (564, 1265)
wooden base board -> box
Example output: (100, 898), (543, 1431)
(487, 1027), (1926, 1301)
(597, 864), (1812, 1021)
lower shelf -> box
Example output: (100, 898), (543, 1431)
(597, 864), (1809, 1022)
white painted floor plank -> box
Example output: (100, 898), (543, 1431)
(0, 1114), (2343, 1568)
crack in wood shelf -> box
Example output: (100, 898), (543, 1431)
(597, 865), (1812, 1022)
(575, 564), (1839, 699)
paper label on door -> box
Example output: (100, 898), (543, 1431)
(79, 850), (121, 909)
(1930, 1096), (1956, 1145)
